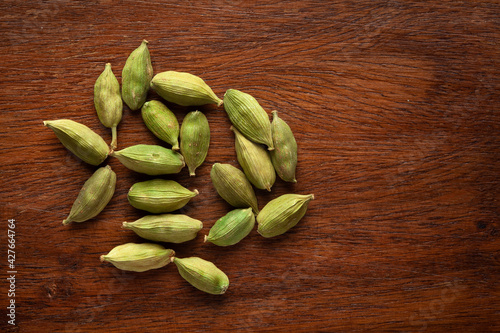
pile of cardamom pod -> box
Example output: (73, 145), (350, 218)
(44, 40), (314, 295)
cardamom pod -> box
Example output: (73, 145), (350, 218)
(210, 163), (259, 214)
(43, 119), (110, 166)
(180, 111), (210, 176)
(94, 63), (122, 149)
(100, 243), (174, 272)
(111, 144), (184, 175)
(128, 179), (198, 213)
(205, 208), (255, 246)
(270, 111), (297, 183)
(223, 89), (274, 150)
(141, 100), (180, 150)
(172, 257), (229, 295)
(62, 165), (116, 225)
(150, 71), (222, 106)
(231, 126), (276, 191)
(123, 214), (203, 243)
(122, 40), (153, 111)
(257, 193), (314, 238)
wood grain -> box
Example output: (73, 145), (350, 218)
(1, 1), (499, 332)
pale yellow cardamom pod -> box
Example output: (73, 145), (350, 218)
(100, 243), (174, 272)
(150, 71), (222, 106)
(111, 144), (185, 175)
(43, 119), (110, 166)
(127, 179), (198, 213)
(172, 256), (229, 295)
(123, 214), (203, 243)
(257, 193), (314, 238)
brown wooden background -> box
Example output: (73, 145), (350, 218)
(1, 1), (499, 332)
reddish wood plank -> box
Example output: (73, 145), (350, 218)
(0, 1), (499, 332)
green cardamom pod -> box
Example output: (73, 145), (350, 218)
(111, 144), (184, 175)
(231, 126), (276, 192)
(128, 179), (198, 213)
(257, 193), (314, 238)
(122, 40), (153, 111)
(270, 111), (297, 183)
(94, 63), (123, 149)
(172, 257), (229, 295)
(150, 71), (222, 106)
(63, 165), (116, 225)
(141, 100), (180, 150)
(43, 119), (110, 166)
(100, 243), (174, 272)
(205, 208), (255, 246)
(123, 214), (203, 243)
(180, 111), (210, 176)
(210, 163), (259, 214)
(223, 89), (274, 150)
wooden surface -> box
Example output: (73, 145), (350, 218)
(1, 1), (499, 332)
